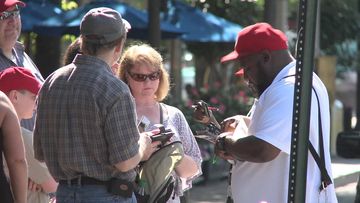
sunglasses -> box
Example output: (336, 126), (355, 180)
(127, 71), (161, 82)
(0, 6), (20, 20)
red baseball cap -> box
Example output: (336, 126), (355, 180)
(0, 0), (25, 13)
(0, 67), (41, 95)
(221, 23), (288, 76)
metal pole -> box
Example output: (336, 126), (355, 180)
(287, 0), (319, 202)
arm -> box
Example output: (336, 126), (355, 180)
(217, 115), (280, 162)
(174, 108), (202, 179)
(114, 132), (160, 172)
(0, 94), (27, 203)
(175, 154), (199, 178)
(216, 84), (294, 163)
(216, 134), (280, 163)
(39, 178), (58, 193)
(21, 128), (58, 193)
(106, 94), (159, 172)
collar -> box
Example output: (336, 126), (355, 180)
(272, 61), (296, 84)
(73, 54), (113, 74)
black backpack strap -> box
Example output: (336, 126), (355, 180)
(311, 88), (333, 190)
(283, 74), (332, 191)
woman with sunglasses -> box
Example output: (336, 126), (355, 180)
(118, 44), (202, 203)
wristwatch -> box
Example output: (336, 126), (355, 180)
(216, 136), (227, 151)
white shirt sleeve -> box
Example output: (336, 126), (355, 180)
(248, 82), (295, 154)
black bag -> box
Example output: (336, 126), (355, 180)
(337, 131), (360, 158)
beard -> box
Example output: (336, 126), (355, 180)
(246, 79), (269, 98)
(245, 80), (259, 98)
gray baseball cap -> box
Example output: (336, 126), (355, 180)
(80, 7), (131, 44)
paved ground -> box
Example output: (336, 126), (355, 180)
(187, 156), (360, 203)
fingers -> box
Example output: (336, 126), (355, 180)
(28, 178), (42, 192)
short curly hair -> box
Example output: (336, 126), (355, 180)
(118, 44), (170, 101)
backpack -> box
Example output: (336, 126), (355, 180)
(135, 141), (184, 203)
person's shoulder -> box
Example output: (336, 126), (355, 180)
(47, 64), (74, 79)
(161, 103), (185, 117)
(0, 91), (13, 114)
(161, 103), (178, 112)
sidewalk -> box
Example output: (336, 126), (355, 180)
(332, 156), (360, 187)
(188, 157), (360, 203)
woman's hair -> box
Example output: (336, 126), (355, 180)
(62, 37), (81, 66)
(118, 43), (170, 101)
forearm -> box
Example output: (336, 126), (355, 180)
(114, 132), (157, 172)
(8, 160), (28, 203)
(114, 153), (141, 172)
(40, 178), (58, 193)
(175, 155), (199, 178)
(221, 135), (280, 163)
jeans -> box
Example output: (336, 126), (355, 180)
(56, 183), (137, 203)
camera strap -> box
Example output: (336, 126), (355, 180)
(159, 103), (164, 124)
(283, 74), (332, 191)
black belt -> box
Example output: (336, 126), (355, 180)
(59, 176), (135, 198)
(59, 176), (109, 186)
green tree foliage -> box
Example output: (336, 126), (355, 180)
(186, 0), (263, 26)
(320, 0), (359, 52)
(320, 0), (360, 71)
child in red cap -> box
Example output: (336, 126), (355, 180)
(0, 66), (41, 119)
(0, 66), (58, 203)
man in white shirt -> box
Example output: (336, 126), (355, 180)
(217, 22), (338, 203)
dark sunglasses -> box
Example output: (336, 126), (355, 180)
(0, 6), (20, 20)
(127, 71), (161, 82)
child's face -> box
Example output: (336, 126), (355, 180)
(14, 90), (37, 119)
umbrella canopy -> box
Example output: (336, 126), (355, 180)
(21, 0), (63, 32)
(34, 0), (183, 39)
(161, 0), (242, 42)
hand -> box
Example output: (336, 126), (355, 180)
(214, 133), (235, 160)
(221, 115), (251, 132)
(28, 178), (42, 192)
(139, 131), (161, 161)
(193, 105), (211, 124)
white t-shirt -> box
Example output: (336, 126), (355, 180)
(231, 61), (338, 203)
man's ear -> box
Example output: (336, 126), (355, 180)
(114, 40), (124, 54)
(7, 90), (18, 103)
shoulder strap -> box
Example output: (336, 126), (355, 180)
(311, 89), (332, 190)
(283, 75), (332, 190)
(159, 103), (163, 124)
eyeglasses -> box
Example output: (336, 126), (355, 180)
(127, 71), (161, 82)
(0, 6), (20, 20)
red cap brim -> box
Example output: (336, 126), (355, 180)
(234, 68), (244, 77)
(220, 51), (239, 63)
